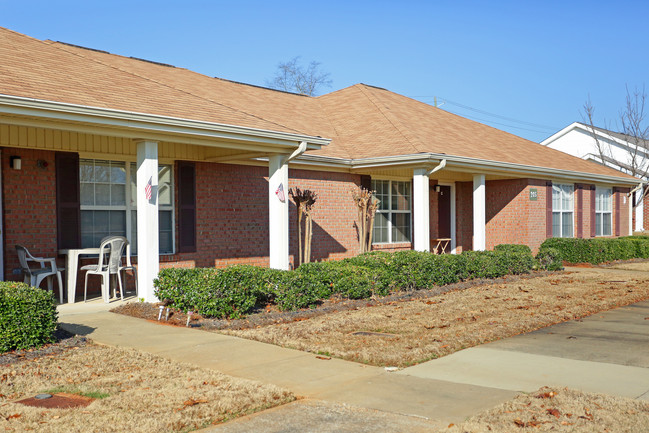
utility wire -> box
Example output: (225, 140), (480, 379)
(412, 95), (559, 131)
(441, 107), (556, 135)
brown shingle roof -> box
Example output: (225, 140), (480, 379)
(0, 27), (637, 181)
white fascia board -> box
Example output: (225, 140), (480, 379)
(540, 122), (583, 145)
(0, 94), (330, 150)
(568, 122), (644, 152)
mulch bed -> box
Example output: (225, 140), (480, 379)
(0, 328), (88, 365)
(111, 271), (554, 330)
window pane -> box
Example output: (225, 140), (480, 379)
(80, 162), (94, 182)
(94, 184), (110, 205)
(562, 212), (573, 238)
(562, 185), (573, 210)
(552, 185), (561, 210)
(131, 210), (138, 254)
(603, 213), (612, 236)
(109, 210), (126, 233)
(552, 212), (561, 237)
(159, 210), (173, 254)
(373, 180), (389, 211)
(391, 181), (411, 211)
(80, 183), (94, 205)
(111, 164), (126, 184)
(158, 166), (172, 206)
(373, 212), (388, 243)
(596, 213), (602, 236)
(391, 213), (411, 243)
(111, 184), (126, 206)
(130, 163), (137, 207)
(94, 161), (110, 182)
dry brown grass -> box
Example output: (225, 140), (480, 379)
(0, 343), (293, 432)
(223, 266), (649, 367)
(446, 386), (649, 432)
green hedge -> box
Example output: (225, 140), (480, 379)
(154, 245), (538, 319)
(538, 236), (649, 265)
(0, 282), (58, 353)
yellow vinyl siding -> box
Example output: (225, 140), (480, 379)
(0, 124), (207, 161)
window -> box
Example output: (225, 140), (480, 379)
(552, 184), (573, 237)
(80, 159), (174, 254)
(595, 187), (612, 236)
(372, 180), (411, 243)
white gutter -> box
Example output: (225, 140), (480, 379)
(345, 153), (639, 186)
(0, 94), (330, 149)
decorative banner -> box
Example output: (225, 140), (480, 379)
(145, 176), (152, 201)
(275, 182), (286, 202)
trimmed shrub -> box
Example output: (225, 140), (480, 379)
(538, 236), (649, 265)
(154, 265), (288, 319)
(154, 247), (538, 316)
(0, 282), (58, 352)
(536, 247), (563, 271)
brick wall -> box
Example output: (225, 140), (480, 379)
(616, 188), (630, 236)
(485, 179), (547, 252)
(171, 163), (362, 269)
(2, 149), (59, 281)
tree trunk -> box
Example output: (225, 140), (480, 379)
(297, 206), (303, 267)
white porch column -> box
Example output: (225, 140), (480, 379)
(269, 155), (289, 270)
(136, 140), (159, 302)
(413, 168), (430, 252)
(635, 189), (644, 232)
(473, 174), (486, 251)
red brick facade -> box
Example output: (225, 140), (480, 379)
(2, 149), (59, 280)
(168, 163), (363, 269)
(0, 148), (636, 299)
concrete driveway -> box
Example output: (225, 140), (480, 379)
(402, 299), (649, 400)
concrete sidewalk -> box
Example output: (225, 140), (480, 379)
(58, 291), (649, 431)
(59, 299), (514, 429)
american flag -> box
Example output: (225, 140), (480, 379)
(145, 176), (152, 201)
(275, 183), (285, 202)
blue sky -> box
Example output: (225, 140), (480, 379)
(3, 0), (648, 142)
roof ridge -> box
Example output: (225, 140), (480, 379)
(356, 84), (423, 154)
(48, 41), (306, 135)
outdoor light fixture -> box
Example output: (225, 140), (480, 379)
(434, 185), (441, 193)
(10, 156), (21, 170)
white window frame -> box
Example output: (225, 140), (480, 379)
(595, 187), (612, 236)
(80, 158), (175, 254)
(372, 179), (412, 244)
(552, 183), (574, 238)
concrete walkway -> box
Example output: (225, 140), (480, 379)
(58, 276), (649, 431)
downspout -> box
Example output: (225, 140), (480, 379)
(286, 141), (308, 163)
(426, 158), (447, 176)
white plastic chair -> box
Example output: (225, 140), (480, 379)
(118, 240), (137, 297)
(82, 236), (127, 303)
(15, 245), (65, 304)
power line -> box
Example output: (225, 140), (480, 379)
(412, 95), (559, 131)
(441, 107), (556, 135)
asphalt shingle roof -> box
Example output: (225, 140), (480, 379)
(0, 27), (637, 181)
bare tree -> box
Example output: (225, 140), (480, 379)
(289, 187), (317, 266)
(582, 86), (649, 231)
(267, 56), (332, 96)
(351, 186), (379, 253)
(582, 86), (649, 179)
